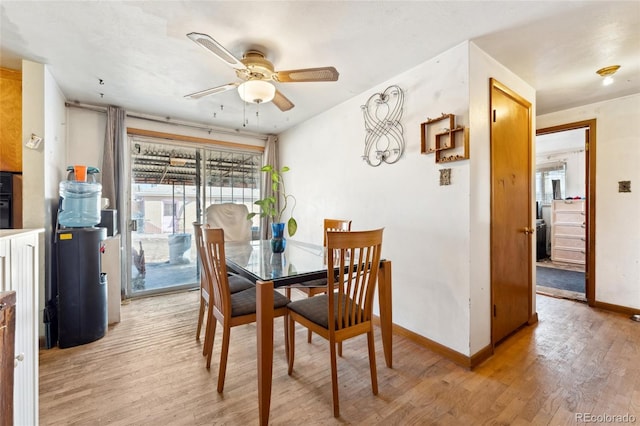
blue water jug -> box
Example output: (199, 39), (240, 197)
(58, 180), (102, 227)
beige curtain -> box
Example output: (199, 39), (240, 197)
(260, 135), (278, 238)
(101, 106), (126, 226)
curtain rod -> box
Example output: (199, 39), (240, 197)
(64, 101), (269, 141)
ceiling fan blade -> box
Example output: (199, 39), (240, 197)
(187, 32), (247, 71)
(275, 66), (339, 83)
(184, 83), (238, 99)
(272, 90), (295, 111)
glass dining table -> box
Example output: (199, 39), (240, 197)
(225, 239), (393, 426)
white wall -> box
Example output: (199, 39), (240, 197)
(22, 60), (67, 336)
(22, 61), (46, 230)
(278, 41), (534, 356)
(67, 108), (106, 169)
(537, 94), (640, 310)
(279, 42), (471, 354)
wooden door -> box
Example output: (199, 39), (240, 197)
(490, 79), (533, 344)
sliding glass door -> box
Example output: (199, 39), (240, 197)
(126, 137), (262, 297)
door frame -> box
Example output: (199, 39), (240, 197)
(536, 120), (596, 306)
(123, 135), (203, 298)
(121, 129), (265, 299)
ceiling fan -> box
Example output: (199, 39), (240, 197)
(185, 32), (339, 111)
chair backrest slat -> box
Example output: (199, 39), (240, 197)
(327, 228), (383, 331)
(193, 222), (209, 297)
(323, 219), (352, 246)
(202, 228), (232, 316)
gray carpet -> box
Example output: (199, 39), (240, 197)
(536, 266), (585, 293)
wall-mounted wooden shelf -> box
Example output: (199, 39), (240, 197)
(421, 113), (453, 154)
(420, 113), (469, 163)
(436, 127), (469, 163)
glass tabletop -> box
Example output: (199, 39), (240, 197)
(225, 239), (328, 287)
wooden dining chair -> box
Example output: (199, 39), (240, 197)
(193, 223), (253, 352)
(292, 218), (351, 344)
(286, 228), (384, 417)
(201, 227), (290, 392)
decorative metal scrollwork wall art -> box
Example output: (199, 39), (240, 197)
(361, 85), (405, 167)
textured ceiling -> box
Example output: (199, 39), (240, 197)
(1, 1), (638, 135)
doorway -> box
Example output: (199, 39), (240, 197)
(124, 136), (263, 297)
(535, 120), (596, 305)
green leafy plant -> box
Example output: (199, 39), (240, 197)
(247, 165), (298, 237)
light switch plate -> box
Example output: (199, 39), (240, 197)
(440, 168), (451, 186)
(618, 181), (631, 193)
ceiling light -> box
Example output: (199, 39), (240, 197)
(238, 80), (276, 104)
(596, 65), (620, 86)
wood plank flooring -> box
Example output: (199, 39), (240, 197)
(39, 291), (639, 425)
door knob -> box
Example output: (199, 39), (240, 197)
(520, 227), (534, 235)
(14, 353), (24, 368)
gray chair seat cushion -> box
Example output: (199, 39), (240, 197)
(299, 277), (327, 288)
(287, 293), (363, 329)
(230, 287), (290, 317)
(228, 273), (255, 293)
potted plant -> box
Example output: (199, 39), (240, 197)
(247, 165), (297, 252)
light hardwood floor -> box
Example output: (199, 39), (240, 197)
(39, 290), (639, 425)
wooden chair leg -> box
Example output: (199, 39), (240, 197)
(202, 314), (210, 357)
(205, 319), (217, 368)
(196, 298), (205, 340)
(203, 300), (214, 357)
(217, 324), (231, 393)
(307, 292), (314, 344)
(287, 316), (295, 375)
(283, 314), (289, 364)
(366, 330), (378, 395)
(329, 339), (340, 417)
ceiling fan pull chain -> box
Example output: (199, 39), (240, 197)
(242, 99), (246, 128)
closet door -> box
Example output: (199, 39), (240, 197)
(1, 231), (40, 426)
(490, 79), (534, 345)
(0, 291), (16, 426)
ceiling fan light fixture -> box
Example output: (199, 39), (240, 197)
(596, 65), (620, 86)
(238, 80), (276, 104)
